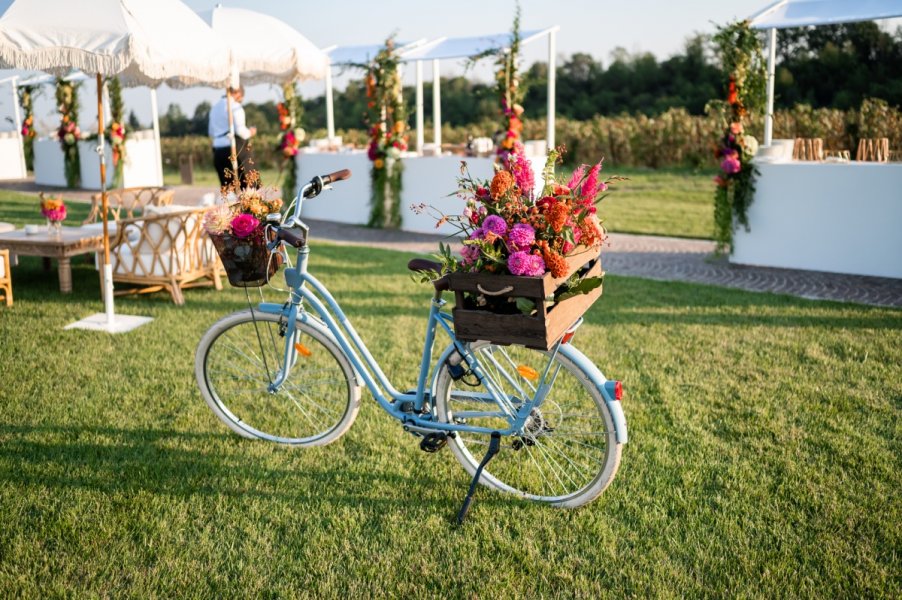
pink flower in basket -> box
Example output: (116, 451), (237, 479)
(230, 213), (260, 238)
(507, 250), (545, 277)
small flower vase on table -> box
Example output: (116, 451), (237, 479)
(40, 198), (67, 237)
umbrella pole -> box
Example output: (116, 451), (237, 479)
(225, 88), (238, 184)
(96, 73), (114, 325)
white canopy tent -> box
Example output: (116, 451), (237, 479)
(199, 4), (329, 177)
(749, 0), (902, 145)
(0, 0), (231, 332)
(399, 27), (560, 154)
(322, 27), (559, 154)
(323, 40), (427, 146)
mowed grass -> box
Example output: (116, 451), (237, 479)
(162, 164), (717, 240)
(0, 189), (899, 596)
(598, 166), (716, 239)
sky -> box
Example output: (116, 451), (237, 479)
(0, 0), (898, 133)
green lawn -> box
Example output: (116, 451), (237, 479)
(162, 165), (717, 240)
(0, 189), (899, 596)
(599, 166), (716, 239)
(163, 167), (283, 190)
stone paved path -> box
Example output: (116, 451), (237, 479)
(3, 180), (900, 308)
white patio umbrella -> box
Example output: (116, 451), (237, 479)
(199, 4), (329, 178)
(0, 0), (231, 332)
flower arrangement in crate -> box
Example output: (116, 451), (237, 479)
(39, 193), (67, 236)
(419, 148), (620, 349)
(203, 173), (285, 287)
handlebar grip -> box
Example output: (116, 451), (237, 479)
(276, 227), (307, 249)
(321, 169), (351, 185)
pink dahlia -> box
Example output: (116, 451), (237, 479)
(507, 251), (546, 277)
(507, 223), (535, 251)
(482, 214), (508, 237)
(231, 213), (260, 238)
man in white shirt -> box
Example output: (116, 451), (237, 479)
(208, 86), (257, 188)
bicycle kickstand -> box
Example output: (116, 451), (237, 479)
(455, 431), (501, 525)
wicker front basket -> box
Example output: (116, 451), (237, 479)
(449, 247), (603, 350)
(209, 231), (282, 288)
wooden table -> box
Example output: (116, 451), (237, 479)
(0, 226), (105, 293)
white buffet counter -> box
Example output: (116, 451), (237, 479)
(33, 131), (162, 190)
(0, 132), (26, 180)
(731, 161), (902, 279)
(79, 130), (163, 189)
(295, 150), (544, 236)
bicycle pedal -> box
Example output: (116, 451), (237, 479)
(419, 432), (448, 453)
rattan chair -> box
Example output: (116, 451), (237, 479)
(83, 186), (175, 225)
(106, 206), (222, 304)
(0, 249), (12, 307)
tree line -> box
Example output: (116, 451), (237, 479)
(155, 21), (902, 137)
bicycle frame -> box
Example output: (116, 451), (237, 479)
(250, 181), (628, 442)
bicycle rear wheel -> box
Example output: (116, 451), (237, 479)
(195, 310), (360, 446)
(434, 341), (621, 507)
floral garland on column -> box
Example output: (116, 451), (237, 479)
(364, 37), (408, 228)
(55, 79), (81, 188)
(277, 82), (305, 198)
(107, 76), (128, 187)
(18, 85), (37, 171)
(711, 20), (766, 254)
(495, 7), (525, 164)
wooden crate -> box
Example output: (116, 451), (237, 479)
(449, 248), (603, 350)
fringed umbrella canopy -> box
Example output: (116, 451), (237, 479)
(0, 0), (231, 87)
(199, 5), (328, 85)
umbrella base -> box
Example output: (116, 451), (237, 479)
(64, 312), (153, 333)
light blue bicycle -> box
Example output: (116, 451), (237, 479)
(195, 170), (628, 519)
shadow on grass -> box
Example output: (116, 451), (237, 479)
(0, 423), (474, 512)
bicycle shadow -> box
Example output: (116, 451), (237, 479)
(0, 423), (509, 515)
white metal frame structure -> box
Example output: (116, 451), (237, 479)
(749, 0), (902, 145)
(324, 27), (560, 154)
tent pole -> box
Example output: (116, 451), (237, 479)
(96, 73), (114, 325)
(150, 87), (163, 186)
(764, 27), (777, 146)
(10, 77), (26, 178)
(432, 59), (441, 154)
(325, 64), (335, 142)
(546, 28), (557, 151)
(415, 60), (424, 156)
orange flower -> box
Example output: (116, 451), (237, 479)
(546, 201), (570, 233)
(579, 215), (605, 246)
(542, 248), (569, 278)
(727, 77), (739, 105)
(490, 170), (515, 200)
(373, 158), (385, 169)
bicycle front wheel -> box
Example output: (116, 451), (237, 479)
(434, 341), (622, 507)
(195, 310), (360, 446)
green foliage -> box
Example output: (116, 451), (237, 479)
(55, 79), (81, 188)
(17, 85), (37, 171)
(711, 21), (766, 254)
(107, 76), (127, 187)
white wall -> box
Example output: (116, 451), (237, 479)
(732, 161), (902, 279)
